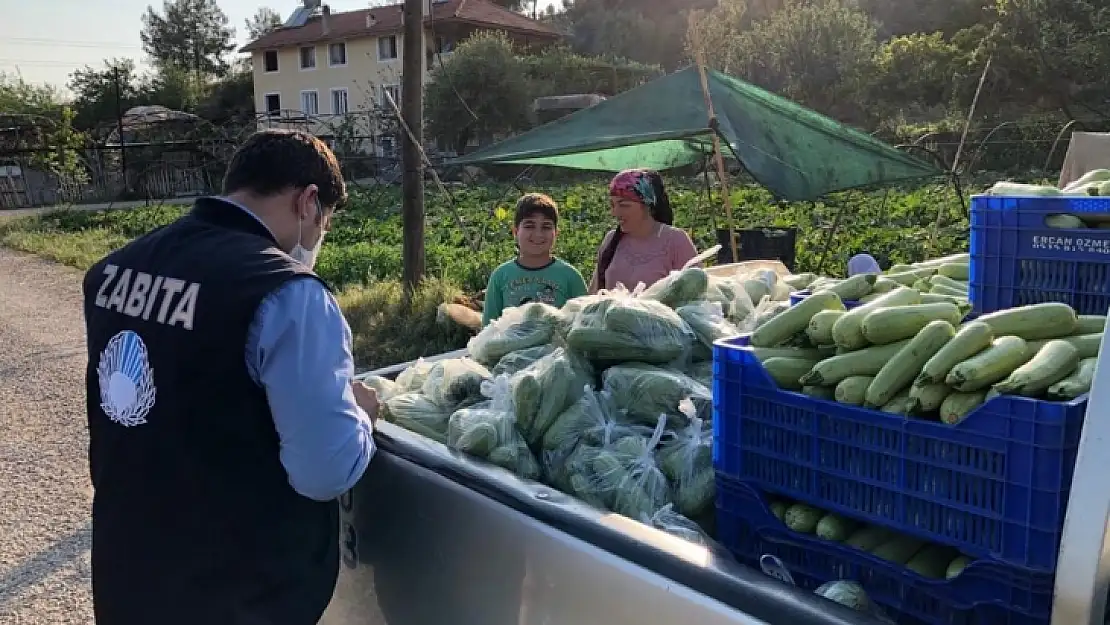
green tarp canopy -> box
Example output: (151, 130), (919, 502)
(449, 67), (943, 202)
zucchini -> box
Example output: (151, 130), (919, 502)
(769, 500), (790, 521)
(783, 502), (824, 533)
(993, 339), (1080, 396)
(977, 302), (1078, 340)
(940, 390), (988, 425)
(831, 287), (922, 350)
(800, 340), (911, 386)
(866, 320), (956, 407)
(783, 273), (817, 290)
(762, 357), (819, 390)
(816, 513), (858, 542)
(834, 375), (874, 405)
(946, 555), (972, 579)
(914, 253), (971, 267)
(928, 274), (969, 290)
(816, 273), (877, 301)
(871, 277), (900, 293)
(937, 263), (970, 280)
(1064, 332), (1102, 358)
(1047, 357), (1098, 400)
(946, 335), (1030, 392)
(929, 283), (971, 298)
(751, 290), (845, 348)
(1073, 315), (1107, 335)
(888, 263), (915, 274)
(918, 321), (994, 385)
(806, 309), (846, 345)
(919, 292), (967, 305)
(861, 302), (963, 345)
(880, 389), (916, 415)
(884, 268), (936, 286)
(912, 278), (932, 292)
(802, 385), (836, 400)
(844, 525), (894, 551)
(1045, 213), (1086, 228)
(751, 346), (824, 362)
(907, 545), (959, 579)
(871, 536), (927, 564)
(908, 381), (951, 413)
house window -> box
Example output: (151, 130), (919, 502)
(299, 46), (316, 69)
(380, 84), (400, 108)
(264, 93), (281, 115)
(378, 36), (398, 61)
(434, 36), (454, 53)
(380, 135), (397, 158)
(331, 88), (349, 115)
(328, 42), (347, 66)
(263, 50), (279, 72)
(300, 90), (319, 115)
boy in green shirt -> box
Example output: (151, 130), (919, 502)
(482, 193), (588, 325)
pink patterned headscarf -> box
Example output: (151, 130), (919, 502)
(609, 169), (658, 207)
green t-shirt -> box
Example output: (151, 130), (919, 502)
(482, 258), (588, 325)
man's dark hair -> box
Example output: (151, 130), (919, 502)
(222, 129), (347, 209)
(514, 193), (559, 227)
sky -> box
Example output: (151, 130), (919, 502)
(0, 0), (555, 93)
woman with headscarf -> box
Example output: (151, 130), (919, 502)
(589, 169), (699, 293)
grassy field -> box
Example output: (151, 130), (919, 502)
(0, 175), (989, 367)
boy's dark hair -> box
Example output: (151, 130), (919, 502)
(222, 129), (347, 209)
(514, 193), (559, 227)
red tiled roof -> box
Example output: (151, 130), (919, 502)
(240, 0), (559, 52)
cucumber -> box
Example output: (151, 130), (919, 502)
(807, 309), (846, 345)
(831, 287), (922, 350)
(861, 302), (963, 345)
(816, 513), (858, 541)
(1073, 315), (1106, 335)
(929, 283), (971, 298)
(946, 335), (1030, 392)
(784, 273), (817, 290)
(940, 390), (988, 425)
(866, 320), (956, 407)
(907, 545), (959, 579)
(937, 263), (970, 280)
(880, 389), (916, 415)
(844, 525), (894, 551)
(993, 339), (1080, 396)
(928, 274), (969, 291)
(816, 273), (877, 301)
(769, 500), (790, 521)
(783, 502), (824, 533)
(800, 340), (911, 386)
(977, 302), (1078, 340)
(751, 290), (845, 347)
(1047, 357), (1098, 400)
(751, 346), (824, 362)
(871, 536), (927, 564)
(946, 555), (972, 579)
(762, 357), (818, 390)
(908, 381), (951, 413)
(802, 385), (836, 400)
(918, 321), (994, 385)
(834, 375), (874, 405)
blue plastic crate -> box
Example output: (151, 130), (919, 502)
(712, 335), (1086, 572)
(715, 477), (1053, 625)
(970, 194), (1110, 315)
(789, 290), (863, 309)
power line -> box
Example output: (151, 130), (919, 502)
(4, 37), (142, 50)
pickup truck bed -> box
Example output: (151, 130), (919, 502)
(320, 355), (881, 625)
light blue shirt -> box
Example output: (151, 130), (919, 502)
(221, 197), (375, 502)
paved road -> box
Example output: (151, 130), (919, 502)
(0, 248), (93, 624)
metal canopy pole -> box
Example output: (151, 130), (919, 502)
(1051, 321), (1110, 624)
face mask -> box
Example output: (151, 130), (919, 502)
(290, 199), (327, 269)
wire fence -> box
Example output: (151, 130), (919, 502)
(1, 107), (1107, 210)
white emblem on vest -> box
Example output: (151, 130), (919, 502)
(97, 330), (157, 427)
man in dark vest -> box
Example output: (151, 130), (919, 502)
(82, 129), (379, 625)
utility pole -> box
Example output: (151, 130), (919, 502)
(400, 0), (426, 294)
(113, 66), (129, 194)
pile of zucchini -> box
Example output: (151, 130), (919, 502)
(750, 255), (1102, 423)
(770, 497), (971, 580)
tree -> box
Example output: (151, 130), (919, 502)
(244, 7), (283, 41)
(424, 32), (532, 154)
(0, 72), (62, 118)
(140, 0), (236, 79)
(68, 59), (144, 131)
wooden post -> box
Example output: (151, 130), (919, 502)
(401, 0), (426, 294)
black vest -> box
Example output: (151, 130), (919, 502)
(83, 198), (339, 625)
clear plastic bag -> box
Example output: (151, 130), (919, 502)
(446, 376), (540, 480)
(600, 415), (674, 522)
(565, 287), (695, 364)
(382, 392), (454, 444)
(421, 357), (491, 408)
(511, 348), (594, 446)
(491, 344), (556, 377)
(601, 363), (711, 426)
(650, 503), (714, 546)
(359, 374), (399, 401)
(396, 358), (436, 393)
(706, 276), (755, 324)
(656, 402), (715, 518)
(676, 301), (739, 361)
(639, 266), (710, 308)
(467, 302), (560, 365)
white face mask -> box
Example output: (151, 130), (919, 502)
(290, 199), (327, 269)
